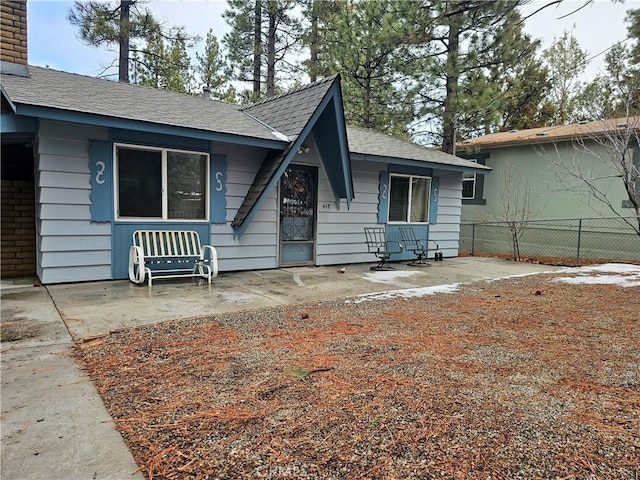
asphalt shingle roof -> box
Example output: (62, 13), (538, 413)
(241, 75), (338, 139)
(347, 126), (490, 171)
(457, 116), (640, 151)
(0, 66), (285, 143)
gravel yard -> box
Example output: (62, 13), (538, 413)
(75, 266), (640, 479)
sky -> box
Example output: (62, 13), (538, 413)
(26, 0), (638, 86)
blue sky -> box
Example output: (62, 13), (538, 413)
(27, 0), (637, 82)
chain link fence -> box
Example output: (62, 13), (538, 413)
(460, 217), (640, 266)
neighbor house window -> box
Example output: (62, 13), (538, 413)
(462, 159), (477, 199)
(389, 174), (431, 223)
(116, 145), (209, 220)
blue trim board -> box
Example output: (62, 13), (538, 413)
(112, 129), (210, 152)
(350, 153), (491, 174)
(210, 153), (227, 224)
(88, 140), (113, 223)
(14, 104), (288, 150)
(0, 111), (37, 133)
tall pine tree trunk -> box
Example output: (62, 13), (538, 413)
(441, 11), (460, 155)
(118, 0), (133, 83)
(308, 0), (319, 83)
(266, 0), (277, 97)
(253, 0), (262, 97)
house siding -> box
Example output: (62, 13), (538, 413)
(36, 120), (111, 284)
(461, 141), (631, 223)
(429, 170), (463, 256)
(211, 143), (279, 271)
(29, 120), (467, 283)
(317, 160), (379, 265)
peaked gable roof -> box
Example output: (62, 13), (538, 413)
(241, 75), (338, 139)
(231, 75), (352, 235)
(457, 116), (640, 151)
(0, 65), (287, 146)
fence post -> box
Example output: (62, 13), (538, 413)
(471, 224), (476, 256)
(576, 218), (582, 266)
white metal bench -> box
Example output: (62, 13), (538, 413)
(128, 230), (218, 286)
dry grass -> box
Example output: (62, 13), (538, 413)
(75, 271), (640, 479)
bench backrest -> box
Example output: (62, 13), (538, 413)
(133, 230), (202, 258)
(364, 227), (387, 253)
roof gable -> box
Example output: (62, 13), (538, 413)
(231, 76), (353, 236)
(241, 75), (338, 139)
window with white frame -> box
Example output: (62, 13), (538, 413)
(462, 159), (477, 199)
(115, 145), (209, 220)
(388, 174), (431, 223)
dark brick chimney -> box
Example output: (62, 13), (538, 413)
(1, 0), (29, 75)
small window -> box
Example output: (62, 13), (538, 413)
(462, 159), (477, 199)
(389, 174), (431, 223)
(116, 145), (209, 220)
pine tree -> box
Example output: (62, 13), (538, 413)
(223, 0), (301, 101)
(541, 31), (589, 125)
(135, 28), (194, 94)
(412, 0), (535, 152)
(68, 0), (197, 84)
(196, 29), (236, 102)
(310, 0), (419, 137)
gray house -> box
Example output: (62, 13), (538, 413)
(0, 4), (489, 284)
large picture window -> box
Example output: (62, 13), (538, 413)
(389, 174), (431, 223)
(116, 145), (209, 220)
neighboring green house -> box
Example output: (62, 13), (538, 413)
(457, 117), (640, 224)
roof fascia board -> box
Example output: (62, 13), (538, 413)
(458, 128), (640, 151)
(350, 153), (492, 174)
(233, 83), (352, 238)
(13, 104), (288, 150)
(1, 111), (38, 133)
(331, 83), (354, 205)
(1, 84), (17, 112)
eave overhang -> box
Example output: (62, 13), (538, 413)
(6, 103), (288, 150)
(350, 152), (492, 174)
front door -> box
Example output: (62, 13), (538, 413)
(279, 165), (317, 266)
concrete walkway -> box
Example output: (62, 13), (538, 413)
(1, 257), (560, 479)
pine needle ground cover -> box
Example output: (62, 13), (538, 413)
(75, 269), (640, 479)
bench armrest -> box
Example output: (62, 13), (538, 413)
(200, 245), (219, 278)
(128, 245), (147, 284)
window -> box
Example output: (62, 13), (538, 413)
(462, 159), (477, 199)
(389, 174), (431, 223)
(116, 145), (209, 220)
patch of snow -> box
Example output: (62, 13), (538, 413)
(552, 263), (640, 288)
(574, 263), (640, 274)
(363, 271), (420, 284)
(348, 283), (461, 304)
(271, 131), (290, 141)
